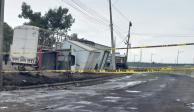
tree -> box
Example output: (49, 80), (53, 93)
(18, 2), (75, 32)
(3, 22), (13, 64)
(45, 7), (75, 33)
(18, 2), (75, 48)
(69, 33), (78, 40)
(3, 22), (13, 53)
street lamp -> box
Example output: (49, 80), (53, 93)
(133, 54), (137, 63)
(193, 58), (194, 64)
(150, 53), (155, 63)
(176, 50), (183, 64)
(139, 49), (143, 62)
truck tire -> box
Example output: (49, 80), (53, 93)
(18, 65), (26, 71)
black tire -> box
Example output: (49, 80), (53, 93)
(18, 65), (26, 71)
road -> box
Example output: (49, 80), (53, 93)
(0, 73), (194, 112)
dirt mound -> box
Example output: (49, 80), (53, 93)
(1, 72), (118, 90)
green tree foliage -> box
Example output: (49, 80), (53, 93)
(18, 2), (75, 32)
(3, 22), (13, 53)
(45, 7), (74, 32)
(69, 33), (78, 40)
(18, 2), (75, 48)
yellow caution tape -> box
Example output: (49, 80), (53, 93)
(2, 67), (194, 74)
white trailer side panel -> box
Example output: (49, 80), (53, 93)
(10, 25), (39, 64)
(92, 44), (110, 70)
(63, 41), (89, 70)
(63, 40), (100, 70)
(85, 52), (101, 70)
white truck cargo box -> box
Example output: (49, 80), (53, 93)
(10, 25), (39, 65)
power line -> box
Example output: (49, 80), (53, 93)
(66, 0), (109, 27)
(73, 0), (127, 38)
(62, 1), (194, 48)
(117, 42), (194, 50)
(5, 42), (194, 54)
(61, 0), (127, 44)
(61, 0), (107, 28)
(113, 0), (120, 4)
(131, 33), (194, 37)
(112, 4), (129, 22)
(71, 0), (110, 23)
(63, 0), (109, 26)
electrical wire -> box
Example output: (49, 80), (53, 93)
(8, 42), (194, 55)
(61, 0), (127, 43)
(113, 0), (120, 5)
(62, 0), (194, 47)
(64, 0), (108, 28)
(112, 4), (129, 22)
(131, 33), (194, 37)
(71, 0), (110, 23)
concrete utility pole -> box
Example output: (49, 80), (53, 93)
(0, 0), (5, 89)
(108, 0), (116, 70)
(125, 21), (132, 63)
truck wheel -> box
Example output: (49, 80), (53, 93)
(18, 65), (26, 71)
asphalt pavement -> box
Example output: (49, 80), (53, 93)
(0, 73), (194, 112)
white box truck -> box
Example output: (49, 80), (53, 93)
(10, 25), (39, 66)
(10, 25), (79, 71)
(10, 25), (63, 70)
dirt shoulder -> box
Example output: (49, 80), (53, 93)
(1, 72), (129, 90)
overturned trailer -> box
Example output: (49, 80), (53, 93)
(63, 40), (101, 70)
(79, 41), (110, 70)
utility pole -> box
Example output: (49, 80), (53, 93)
(150, 53), (155, 68)
(125, 21), (132, 63)
(193, 58), (194, 65)
(139, 49), (142, 62)
(176, 50), (180, 64)
(150, 53), (154, 63)
(176, 50), (183, 64)
(133, 54), (137, 63)
(108, 0), (116, 70)
(0, 0), (5, 89)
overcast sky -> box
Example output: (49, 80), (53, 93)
(4, 0), (194, 63)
